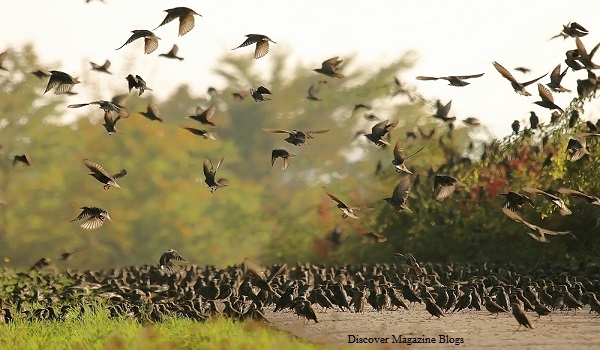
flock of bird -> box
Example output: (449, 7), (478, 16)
(1, 3), (600, 336)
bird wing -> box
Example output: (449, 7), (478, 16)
(82, 159), (114, 179)
(393, 139), (405, 160)
(322, 186), (347, 206)
(147, 102), (159, 117)
(262, 128), (292, 134)
(456, 73), (485, 79)
(233, 35), (262, 49)
(243, 257), (268, 282)
(112, 169), (128, 180)
(81, 216), (105, 230)
(67, 103), (91, 108)
(575, 37), (589, 58)
(557, 187), (590, 199)
(416, 76), (441, 81)
(179, 12), (196, 36)
(305, 129), (330, 135)
(392, 175), (412, 202)
(143, 35), (159, 54)
(254, 40), (270, 59)
(492, 61), (519, 84)
(203, 157), (215, 178)
(537, 83), (555, 103)
(501, 207), (538, 231)
(521, 72), (548, 87)
(322, 57), (341, 69)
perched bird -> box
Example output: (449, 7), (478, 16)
(71, 206), (111, 230)
(154, 7), (201, 37)
(158, 249), (188, 273)
(43, 71), (80, 95)
(483, 296), (508, 318)
(183, 127), (216, 140)
(498, 191), (534, 212)
(392, 139), (424, 174)
(546, 64), (570, 93)
(522, 187), (571, 215)
(501, 208), (572, 243)
(271, 149), (295, 171)
(586, 292), (600, 317)
(424, 297), (444, 319)
(262, 128), (329, 146)
(140, 102), (162, 122)
(492, 61), (547, 96)
(90, 60), (111, 74)
(232, 34), (276, 59)
(364, 119), (396, 146)
(557, 188), (600, 205)
(12, 154), (30, 167)
(534, 84), (563, 112)
(432, 175), (465, 202)
(189, 105), (216, 126)
(294, 300), (318, 324)
(68, 100), (129, 119)
(361, 231), (387, 244)
(82, 159), (126, 190)
(313, 57), (344, 78)
(511, 302), (534, 331)
(250, 86), (272, 102)
(384, 175), (413, 212)
(203, 157), (227, 194)
(511, 120), (520, 135)
(322, 187), (373, 219)
(566, 133), (600, 162)
(159, 45), (184, 60)
(126, 75), (152, 96)
(533, 301), (552, 320)
(116, 30), (160, 54)
(416, 73), (484, 87)
(529, 112), (540, 129)
(550, 22), (589, 40)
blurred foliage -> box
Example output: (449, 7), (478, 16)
(0, 45), (599, 269)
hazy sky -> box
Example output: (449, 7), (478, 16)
(3, 0), (600, 137)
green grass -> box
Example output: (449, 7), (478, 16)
(0, 311), (335, 350)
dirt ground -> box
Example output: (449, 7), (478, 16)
(266, 306), (598, 349)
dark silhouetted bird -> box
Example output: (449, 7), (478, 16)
(432, 175), (465, 202)
(529, 112), (539, 129)
(71, 206), (111, 230)
(232, 34), (276, 59)
(203, 157), (226, 194)
(546, 64), (570, 92)
(364, 119), (396, 146)
(322, 187), (373, 219)
(557, 188), (600, 205)
(501, 208), (572, 242)
(514, 67), (531, 74)
(492, 61), (547, 96)
(462, 117), (481, 126)
(271, 149), (295, 171)
(158, 249), (188, 273)
(574, 37), (600, 70)
(566, 133), (599, 162)
(550, 22), (588, 40)
(250, 86), (272, 101)
(533, 301), (552, 320)
(116, 30), (160, 54)
(31, 70), (51, 79)
(140, 102), (162, 122)
(126, 75), (152, 96)
(522, 187), (572, 215)
(102, 111), (124, 135)
(12, 154), (30, 167)
(82, 159), (126, 190)
(577, 70), (597, 100)
(511, 120), (520, 135)
(68, 100), (130, 119)
(159, 44), (184, 60)
(183, 127), (216, 140)
(294, 300), (318, 323)
(498, 191), (534, 212)
(534, 84), (563, 112)
(189, 105), (216, 126)
(314, 57), (344, 78)
(154, 7), (201, 36)
(432, 100), (454, 122)
(416, 73), (484, 86)
(384, 175), (412, 212)
(392, 139), (424, 174)
(44, 71), (80, 95)
(511, 302), (534, 330)
(90, 60), (111, 74)
(483, 296), (508, 318)
(424, 297), (444, 319)
(262, 128), (329, 146)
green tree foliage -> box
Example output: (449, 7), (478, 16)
(1, 45), (599, 269)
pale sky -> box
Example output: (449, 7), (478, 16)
(3, 0), (600, 137)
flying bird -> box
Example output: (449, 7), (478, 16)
(566, 133), (600, 162)
(203, 157), (227, 193)
(189, 105), (216, 126)
(43, 70), (80, 95)
(574, 37), (600, 70)
(262, 128), (329, 146)
(126, 74), (152, 96)
(68, 100), (129, 118)
(140, 102), (162, 122)
(498, 191), (534, 212)
(159, 249), (189, 273)
(116, 30), (160, 54)
(534, 84), (563, 112)
(154, 7), (202, 37)
(71, 206), (111, 230)
(392, 139), (424, 174)
(250, 86), (272, 102)
(501, 208), (572, 243)
(159, 44), (184, 60)
(546, 64), (570, 93)
(12, 154), (30, 167)
(90, 60), (111, 74)
(492, 61), (547, 96)
(384, 175), (413, 212)
(322, 187), (373, 219)
(462, 117), (481, 126)
(364, 119), (396, 146)
(102, 111), (124, 135)
(522, 187), (572, 216)
(232, 34), (276, 59)
(271, 149), (295, 171)
(432, 175), (465, 202)
(432, 100), (454, 123)
(416, 73), (484, 87)
(313, 57), (344, 78)
(550, 22), (588, 40)
(514, 67), (531, 74)
(183, 127), (216, 140)
(82, 159), (127, 190)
